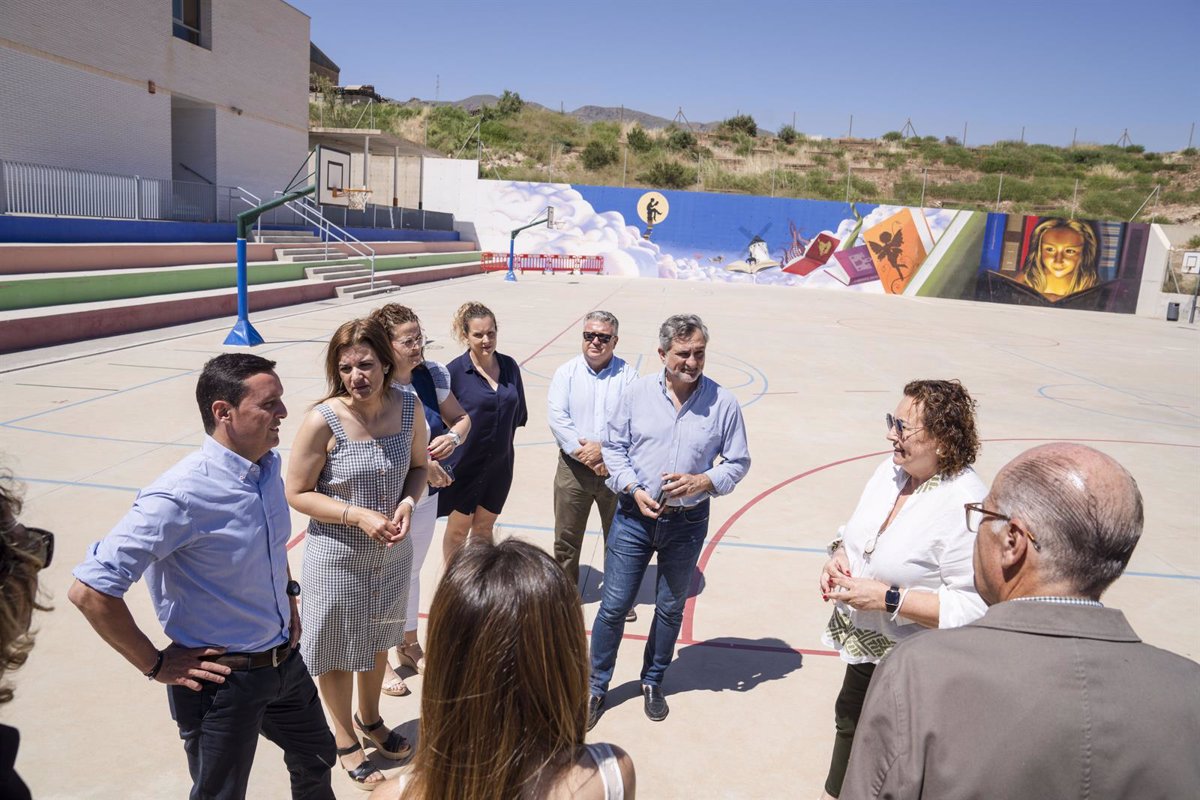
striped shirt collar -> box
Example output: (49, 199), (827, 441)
(1012, 596), (1104, 608)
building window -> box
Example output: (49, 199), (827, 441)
(173, 0), (202, 45)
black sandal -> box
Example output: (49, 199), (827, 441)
(354, 712), (413, 760)
(336, 741), (382, 791)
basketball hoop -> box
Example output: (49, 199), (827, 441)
(332, 187), (372, 210)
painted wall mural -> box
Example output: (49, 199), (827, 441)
(466, 179), (1148, 313)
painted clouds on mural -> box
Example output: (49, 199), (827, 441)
(470, 180), (701, 278)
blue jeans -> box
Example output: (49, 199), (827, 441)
(167, 648), (335, 800)
(589, 497), (709, 696)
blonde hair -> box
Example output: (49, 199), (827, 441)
(451, 301), (496, 346)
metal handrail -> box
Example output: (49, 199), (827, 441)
(276, 192), (377, 289)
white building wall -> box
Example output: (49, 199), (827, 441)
(0, 0), (309, 199)
(421, 158), (481, 218)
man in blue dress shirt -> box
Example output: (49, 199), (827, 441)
(547, 311), (638, 600)
(69, 354), (335, 800)
(588, 314), (750, 727)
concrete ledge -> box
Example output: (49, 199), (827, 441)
(0, 240), (479, 275)
(0, 262), (481, 354)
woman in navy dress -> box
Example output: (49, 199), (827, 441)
(438, 301), (527, 562)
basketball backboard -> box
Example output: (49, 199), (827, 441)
(316, 145), (351, 207)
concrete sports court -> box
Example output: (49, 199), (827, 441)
(3, 272), (1197, 798)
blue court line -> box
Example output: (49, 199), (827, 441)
(17, 476), (140, 493)
(1035, 384), (1200, 430)
(495, 522), (1199, 580)
(999, 346), (1200, 421)
(0, 339), (305, 427)
(16, 475), (1200, 583)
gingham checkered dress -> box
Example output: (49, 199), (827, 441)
(300, 396), (416, 676)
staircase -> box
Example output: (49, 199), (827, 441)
(255, 229), (346, 263)
(304, 263), (401, 299)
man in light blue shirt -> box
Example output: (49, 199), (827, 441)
(547, 310), (638, 594)
(588, 314), (750, 728)
(69, 354), (335, 800)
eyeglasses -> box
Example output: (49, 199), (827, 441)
(393, 334), (425, 350)
(582, 332), (613, 344)
(964, 502), (1041, 552)
(885, 413), (924, 438)
(1, 523), (55, 570)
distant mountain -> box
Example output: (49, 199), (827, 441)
(406, 95), (713, 130)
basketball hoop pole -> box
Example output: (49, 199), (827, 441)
(224, 185), (316, 346)
(505, 206), (554, 282)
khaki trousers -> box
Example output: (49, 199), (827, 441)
(552, 450), (617, 586)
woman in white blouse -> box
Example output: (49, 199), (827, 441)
(816, 379), (987, 800)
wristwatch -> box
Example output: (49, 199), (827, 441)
(884, 585), (901, 614)
(447, 429), (462, 447)
(286, 580), (302, 597)
(627, 483), (647, 497)
(826, 537), (844, 557)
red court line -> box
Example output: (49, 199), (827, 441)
(680, 450), (889, 644)
(290, 437), (1198, 655)
(679, 435), (1199, 648)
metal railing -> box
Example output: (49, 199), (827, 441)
(0, 158), (454, 235)
(277, 193), (378, 288)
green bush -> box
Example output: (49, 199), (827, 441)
(626, 125), (653, 152)
(722, 114), (758, 137)
(882, 131), (903, 141)
(638, 160), (696, 189)
(581, 140), (618, 169)
(778, 125), (798, 144)
(665, 125), (698, 152)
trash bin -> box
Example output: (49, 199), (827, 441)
(1166, 302), (1180, 321)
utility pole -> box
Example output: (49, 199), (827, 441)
(1020, 125), (1025, 143)
(1071, 127), (1077, 148)
(435, 74), (439, 102)
(963, 121), (968, 148)
(847, 113), (854, 138)
(1188, 122), (1195, 150)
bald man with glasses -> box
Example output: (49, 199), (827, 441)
(842, 443), (1200, 799)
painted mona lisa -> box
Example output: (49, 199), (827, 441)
(1020, 218), (1100, 299)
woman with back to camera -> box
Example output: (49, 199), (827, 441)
(437, 301), (527, 562)
(367, 538), (635, 800)
(0, 473), (54, 800)
(368, 302), (472, 697)
(286, 318), (428, 791)
(816, 379), (987, 800)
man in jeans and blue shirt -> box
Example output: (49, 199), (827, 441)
(69, 354), (335, 800)
(588, 314), (750, 726)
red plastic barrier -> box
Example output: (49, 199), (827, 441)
(481, 253), (605, 275)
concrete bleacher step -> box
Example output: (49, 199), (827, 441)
(0, 258), (485, 353)
(336, 280), (401, 299)
(279, 248), (348, 262)
(305, 265), (370, 281)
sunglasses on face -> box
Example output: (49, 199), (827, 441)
(885, 413), (923, 438)
(1, 523), (55, 571)
(582, 332), (613, 344)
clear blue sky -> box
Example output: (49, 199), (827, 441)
(289, 0), (1199, 152)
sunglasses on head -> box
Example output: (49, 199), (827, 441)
(582, 332), (613, 344)
(1, 523), (54, 572)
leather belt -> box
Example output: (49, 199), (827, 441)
(213, 643), (292, 670)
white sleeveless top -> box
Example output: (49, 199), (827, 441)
(583, 742), (625, 800)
